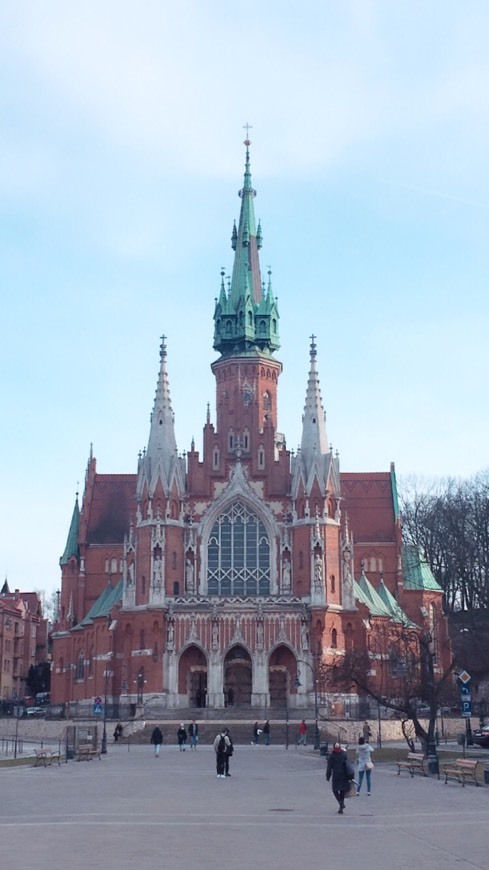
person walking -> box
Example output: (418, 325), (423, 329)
(177, 723), (187, 751)
(213, 729), (231, 778)
(326, 742), (353, 814)
(356, 736), (374, 795)
(224, 727), (234, 776)
(252, 721), (260, 744)
(297, 719), (307, 746)
(262, 720), (271, 745)
(113, 722), (123, 743)
(362, 721), (372, 743)
(188, 720), (199, 750)
(151, 725), (163, 758)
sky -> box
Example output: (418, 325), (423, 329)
(1, 1), (488, 599)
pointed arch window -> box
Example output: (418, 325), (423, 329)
(213, 446), (220, 470)
(207, 500), (270, 596)
(258, 445), (265, 469)
(331, 628), (337, 649)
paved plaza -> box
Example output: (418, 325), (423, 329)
(1, 743), (488, 870)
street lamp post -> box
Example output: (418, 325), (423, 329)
(101, 665), (109, 755)
(101, 612), (112, 755)
(295, 656), (320, 750)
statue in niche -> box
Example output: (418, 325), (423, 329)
(282, 559), (291, 592)
(185, 558), (195, 594)
(256, 621), (264, 649)
(314, 553), (323, 592)
(167, 621), (174, 648)
(128, 560), (135, 586)
(212, 621), (219, 650)
(153, 555), (163, 587)
(301, 622), (310, 651)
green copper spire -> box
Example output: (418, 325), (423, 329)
(213, 137), (280, 359)
(60, 494), (80, 566)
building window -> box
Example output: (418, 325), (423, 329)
(213, 446), (220, 470)
(258, 445), (265, 469)
(207, 500), (270, 596)
(76, 653), (84, 681)
(173, 581), (179, 595)
(330, 574), (335, 593)
(228, 429), (234, 451)
(331, 628), (337, 649)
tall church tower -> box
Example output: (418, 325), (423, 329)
(51, 138), (440, 720)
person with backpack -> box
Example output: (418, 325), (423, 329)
(223, 727), (234, 777)
(213, 729), (231, 777)
(151, 725), (163, 758)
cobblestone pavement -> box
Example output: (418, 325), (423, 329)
(1, 744), (488, 870)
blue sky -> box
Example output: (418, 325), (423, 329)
(1, 1), (488, 598)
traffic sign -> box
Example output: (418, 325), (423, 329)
(461, 700), (472, 717)
(458, 670), (471, 684)
(460, 685), (471, 697)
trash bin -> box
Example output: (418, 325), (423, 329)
(484, 769), (489, 786)
(457, 733), (466, 746)
(320, 743), (328, 757)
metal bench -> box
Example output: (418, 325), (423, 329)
(396, 752), (427, 777)
(443, 758), (480, 787)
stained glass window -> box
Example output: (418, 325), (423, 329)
(207, 501), (270, 596)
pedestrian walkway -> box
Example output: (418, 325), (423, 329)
(1, 744), (487, 870)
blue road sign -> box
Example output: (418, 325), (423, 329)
(460, 685), (471, 696)
(93, 703), (102, 715)
(461, 700), (472, 717)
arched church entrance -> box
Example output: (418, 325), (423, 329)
(269, 645), (296, 705)
(224, 645), (252, 707)
(179, 645), (208, 708)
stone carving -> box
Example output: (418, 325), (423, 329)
(282, 560), (291, 592)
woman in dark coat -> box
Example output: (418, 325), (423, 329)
(326, 742), (352, 814)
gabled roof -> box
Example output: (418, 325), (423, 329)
(402, 545), (442, 592)
(355, 571), (393, 618)
(376, 578), (418, 628)
(355, 571), (415, 626)
(78, 579), (123, 627)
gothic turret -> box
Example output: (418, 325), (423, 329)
(137, 337), (185, 502)
(292, 337), (340, 498)
(213, 139), (280, 359)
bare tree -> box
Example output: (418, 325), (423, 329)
(328, 618), (455, 754)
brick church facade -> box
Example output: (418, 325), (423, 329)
(51, 142), (449, 714)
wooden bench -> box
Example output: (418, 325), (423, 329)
(34, 749), (62, 767)
(396, 752), (427, 777)
(443, 758), (480, 787)
(76, 743), (101, 761)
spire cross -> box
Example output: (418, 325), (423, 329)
(160, 335), (167, 359)
(243, 122), (253, 144)
(310, 334), (317, 358)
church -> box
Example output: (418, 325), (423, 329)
(51, 141), (448, 714)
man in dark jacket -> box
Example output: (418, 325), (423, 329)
(151, 725), (163, 757)
(326, 742), (352, 814)
(223, 728), (234, 777)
